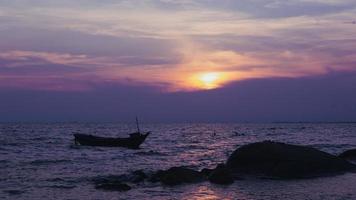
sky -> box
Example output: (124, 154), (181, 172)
(0, 0), (356, 122)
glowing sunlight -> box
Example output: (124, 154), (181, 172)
(193, 72), (225, 90)
(199, 72), (220, 89)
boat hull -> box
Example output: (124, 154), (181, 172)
(73, 132), (150, 149)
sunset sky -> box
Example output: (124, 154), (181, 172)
(1, 0), (356, 122)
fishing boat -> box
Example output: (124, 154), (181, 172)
(73, 118), (150, 149)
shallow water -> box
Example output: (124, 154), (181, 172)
(1, 123), (356, 199)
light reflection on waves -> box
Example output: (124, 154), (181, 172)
(183, 185), (221, 200)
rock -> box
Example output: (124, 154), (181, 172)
(150, 167), (205, 186)
(208, 164), (234, 185)
(92, 175), (124, 184)
(200, 168), (214, 177)
(226, 141), (355, 179)
(148, 170), (163, 183)
(339, 149), (356, 159)
(92, 170), (147, 191)
(131, 170), (147, 183)
(95, 181), (131, 191)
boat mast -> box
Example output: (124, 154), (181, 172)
(136, 116), (141, 133)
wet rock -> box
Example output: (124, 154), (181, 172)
(226, 141), (355, 179)
(150, 167), (205, 186)
(95, 181), (131, 192)
(200, 168), (214, 177)
(339, 149), (356, 159)
(92, 175), (122, 184)
(208, 164), (234, 185)
(92, 170), (147, 192)
(131, 170), (147, 183)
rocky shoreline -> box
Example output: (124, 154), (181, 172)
(94, 141), (356, 192)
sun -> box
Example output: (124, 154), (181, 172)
(183, 71), (230, 91)
(198, 72), (221, 89)
(200, 72), (219, 83)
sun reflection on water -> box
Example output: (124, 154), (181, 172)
(183, 186), (221, 200)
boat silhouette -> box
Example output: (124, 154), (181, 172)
(73, 117), (150, 149)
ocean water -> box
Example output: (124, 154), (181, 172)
(1, 123), (356, 200)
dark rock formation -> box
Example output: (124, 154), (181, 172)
(92, 170), (147, 191)
(339, 149), (356, 159)
(226, 141), (355, 179)
(208, 164), (234, 185)
(150, 166), (205, 186)
(130, 170), (147, 183)
(95, 181), (131, 191)
(200, 168), (214, 177)
(93, 141), (356, 191)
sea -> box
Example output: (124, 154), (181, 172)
(1, 123), (356, 200)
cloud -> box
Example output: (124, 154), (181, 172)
(1, 70), (356, 122)
(0, 0), (355, 92)
(0, 51), (89, 66)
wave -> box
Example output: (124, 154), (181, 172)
(310, 143), (353, 149)
(3, 190), (25, 195)
(0, 160), (10, 166)
(0, 141), (21, 146)
(30, 137), (49, 141)
(45, 184), (76, 189)
(28, 159), (70, 166)
(46, 177), (66, 182)
(134, 150), (167, 156)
